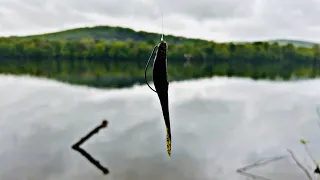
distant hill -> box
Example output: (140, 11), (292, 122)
(6, 25), (319, 48)
(235, 39), (319, 48)
(7, 26), (206, 44)
(267, 39), (319, 48)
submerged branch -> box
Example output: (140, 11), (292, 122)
(72, 120), (109, 175)
(236, 155), (288, 180)
(72, 146), (109, 174)
(287, 149), (313, 180)
(236, 170), (272, 180)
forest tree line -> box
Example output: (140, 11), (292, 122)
(0, 37), (319, 88)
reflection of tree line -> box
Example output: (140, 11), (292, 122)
(0, 38), (320, 88)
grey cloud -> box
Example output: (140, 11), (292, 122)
(59, 0), (255, 21)
(206, 0), (320, 41)
(0, 0), (320, 41)
(2, 0), (256, 25)
(260, 0), (320, 28)
(61, 0), (159, 19)
(159, 0), (255, 21)
(0, 0), (90, 31)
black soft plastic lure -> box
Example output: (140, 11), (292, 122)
(145, 40), (171, 157)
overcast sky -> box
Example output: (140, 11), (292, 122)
(0, 0), (320, 42)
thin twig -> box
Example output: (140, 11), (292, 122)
(73, 146), (109, 174)
(287, 149), (313, 180)
(236, 155), (288, 180)
(72, 120), (109, 175)
(72, 120), (108, 148)
(304, 144), (318, 168)
(236, 169), (272, 180)
(301, 139), (318, 168)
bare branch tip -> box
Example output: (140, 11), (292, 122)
(101, 120), (108, 128)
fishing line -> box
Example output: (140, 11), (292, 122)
(144, 5), (165, 93)
(161, 9), (164, 41)
(144, 45), (158, 93)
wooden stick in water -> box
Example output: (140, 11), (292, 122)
(72, 120), (109, 175)
(287, 149), (313, 180)
(236, 155), (288, 180)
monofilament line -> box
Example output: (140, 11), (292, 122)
(161, 6), (164, 41)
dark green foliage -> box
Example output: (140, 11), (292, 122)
(0, 26), (320, 89)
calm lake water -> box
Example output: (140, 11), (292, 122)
(0, 75), (320, 180)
